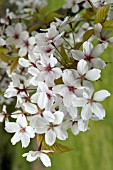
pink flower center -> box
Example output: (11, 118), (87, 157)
(20, 128), (26, 133)
(87, 98), (93, 104)
(46, 93), (51, 99)
(84, 55), (93, 62)
(45, 65), (52, 72)
(14, 34), (20, 39)
(68, 86), (75, 93)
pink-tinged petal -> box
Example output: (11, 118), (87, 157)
(26, 126), (35, 138)
(85, 69), (101, 81)
(53, 111), (64, 124)
(19, 58), (30, 67)
(21, 133), (30, 148)
(91, 44), (105, 58)
(92, 102), (106, 119)
(5, 122), (19, 133)
(71, 50), (85, 61)
(45, 129), (56, 146)
(18, 47), (27, 57)
(55, 127), (68, 140)
(93, 90), (110, 102)
(81, 104), (92, 120)
(77, 59), (89, 75)
(91, 58), (106, 69)
(71, 123), (79, 136)
(11, 131), (21, 145)
(17, 114), (27, 127)
(40, 153), (51, 167)
(38, 92), (48, 109)
(83, 41), (93, 56)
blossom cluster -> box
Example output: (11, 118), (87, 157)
(0, 0), (113, 167)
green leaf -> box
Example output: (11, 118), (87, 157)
(37, 134), (72, 154)
(10, 58), (19, 73)
(47, 0), (65, 13)
(60, 44), (70, 65)
(83, 29), (94, 42)
(45, 12), (63, 23)
(95, 5), (110, 24)
(103, 20), (113, 30)
(42, 141), (73, 154)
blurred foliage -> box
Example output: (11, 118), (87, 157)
(0, 1), (113, 170)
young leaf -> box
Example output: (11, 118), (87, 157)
(83, 29), (94, 42)
(42, 140), (73, 154)
(95, 5), (110, 24)
(10, 58), (19, 73)
(60, 44), (70, 65)
(103, 20), (113, 30)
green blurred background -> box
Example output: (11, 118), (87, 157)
(0, 1), (113, 170)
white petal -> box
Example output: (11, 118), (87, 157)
(78, 119), (89, 132)
(19, 58), (30, 67)
(93, 90), (110, 102)
(67, 107), (78, 119)
(45, 129), (56, 146)
(55, 127), (68, 140)
(38, 92), (48, 109)
(92, 102), (106, 119)
(77, 59), (89, 75)
(71, 50), (85, 60)
(18, 47), (27, 57)
(26, 126), (35, 138)
(85, 69), (101, 81)
(17, 114), (27, 127)
(91, 58), (106, 69)
(23, 102), (38, 114)
(38, 82), (48, 92)
(72, 97), (87, 107)
(83, 41), (93, 56)
(40, 153), (51, 167)
(23, 151), (39, 162)
(91, 44), (105, 58)
(53, 111), (64, 124)
(11, 132), (21, 145)
(21, 133), (30, 148)
(71, 123), (79, 136)
(5, 122), (19, 133)
(81, 104), (92, 120)
(43, 111), (55, 122)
